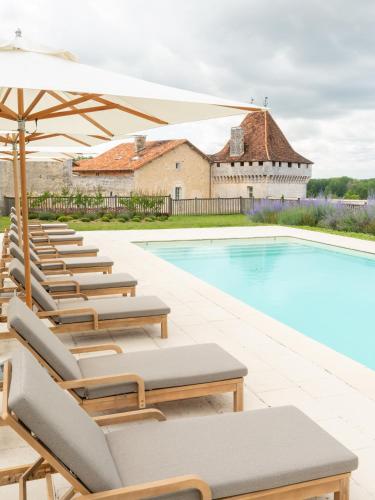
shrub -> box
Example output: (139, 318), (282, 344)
(101, 216), (111, 222)
(80, 217), (91, 222)
(37, 212), (58, 221)
(157, 215), (169, 221)
(248, 199), (375, 235)
(116, 217), (127, 223)
(57, 215), (73, 222)
(28, 212), (38, 219)
(144, 216), (156, 222)
(131, 216), (142, 222)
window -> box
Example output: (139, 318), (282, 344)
(297, 163), (301, 168)
(247, 186), (254, 198)
(231, 162), (235, 167)
(174, 186), (182, 200)
(249, 162), (253, 166)
(240, 161), (244, 166)
(288, 162), (292, 168)
(259, 161), (263, 166)
(175, 162), (182, 170)
(272, 161), (276, 166)
(95, 172), (100, 176)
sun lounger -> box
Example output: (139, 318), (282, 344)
(0, 348), (358, 500)
(7, 297), (247, 411)
(10, 213), (76, 235)
(10, 206), (69, 229)
(7, 223), (83, 246)
(7, 229), (99, 257)
(10, 242), (113, 275)
(8, 260), (170, 337)
(7, 252), (137, 297)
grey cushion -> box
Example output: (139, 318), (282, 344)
(58, 296), (170, 324)
(9, 245), (47, 282)
(8, 260), (57, 312)
(53, 245), (99, 255)
(107, 406), (358, 499)
(7, 297), (81, 382)
(40, 256), (114, 271)
(47, 273), (137, 293)
(31, 234), (83, 243)
(8, 348), (122, 493)
(78, 343), (248, 399)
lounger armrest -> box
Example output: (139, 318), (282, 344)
(41, 279), (81, 293)
(29, 230), (46, 236)
(94, 409), (166, 426)
(75, 475), (212, 500)
(59, 373), (146, 408)
(38, 259), (67, 270)
(37, 308), (99, 329)
(37, 249), (59, 257)
(70, 343), (123, 354)
(43, 269), (74, 276)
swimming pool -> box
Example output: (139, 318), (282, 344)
(139, 237), (375, 370)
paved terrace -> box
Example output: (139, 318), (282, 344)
(0, 226), (375, 499)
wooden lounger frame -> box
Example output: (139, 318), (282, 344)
(6, 330), (245, 412)
(0, 360), (351, 500)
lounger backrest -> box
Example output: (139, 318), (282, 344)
(9, 243), (47, 282)
(8, 260), (58, 312)
(7, 297), (82, 382)
(10, 223), (18, 233)
(10, 206), (16, 214)
(10, 214), (17, 225)
(8, 230), (19, 246)
(8, 348), (122, 493)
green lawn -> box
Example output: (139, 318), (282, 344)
(1, 214), (375, 241)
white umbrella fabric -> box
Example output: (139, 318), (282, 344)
(0, 30), (263, 306)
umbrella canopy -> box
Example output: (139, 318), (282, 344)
(0, 30), (263, 306)
(0, 32), (261, 139)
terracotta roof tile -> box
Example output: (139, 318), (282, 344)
(74, 139), (207, 173)
(211, 111), (313, 164)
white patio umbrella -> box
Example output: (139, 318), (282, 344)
(0, 30), (263, 306)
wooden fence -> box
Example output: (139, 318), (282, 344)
(3, 195), (368, 217)
(3, 195), (255, 216)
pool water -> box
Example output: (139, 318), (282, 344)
(139, 238), (375, 370)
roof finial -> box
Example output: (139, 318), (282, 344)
(263, 96), (269, 108)
(15, 28), (22, 38)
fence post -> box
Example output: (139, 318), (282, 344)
(239, 196), (243, 214)
(168, 195), (172, 216)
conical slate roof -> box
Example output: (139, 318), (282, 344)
(212, 111), (312, 164)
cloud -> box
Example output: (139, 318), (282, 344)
(1, 0), (375, 178)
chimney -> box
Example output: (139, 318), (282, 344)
(229, 127), (244, 157)
(134, 135), (146, 153)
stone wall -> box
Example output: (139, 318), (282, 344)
(70, 172), (135, 195)
(0, 159), (72, 214)
(212, 160), (311, 199)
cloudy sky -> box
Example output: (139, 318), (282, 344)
(1, 0), (375, 178)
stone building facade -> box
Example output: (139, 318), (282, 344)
(73, 138), (211, 198)
(211, 111), (312, 199)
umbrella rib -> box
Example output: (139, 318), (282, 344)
(24, 90), (47, 118)
(1, 88), (12, 105)
(28, 104), (115, 120)
(0, 102), (18, 120)
(60, 134), (92, 146)
(27, 93), (100, 121)
(47, 91), (114, 138)
(91, 96), (169, 124)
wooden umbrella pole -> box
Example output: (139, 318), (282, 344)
(12, 141), (23, 245)
(17, 89), (32, 308)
